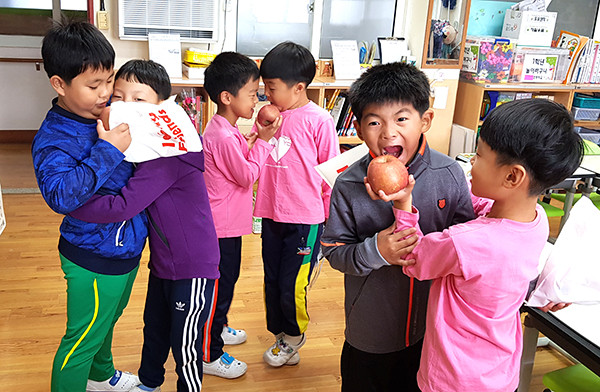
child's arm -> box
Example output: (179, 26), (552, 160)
(214, 131), (276, 189)
(69, 157), (177, 223)
(314, 117), (340, 219)
(366, 174), (462, 278)
(321, 181), (417, 276)
(33, 121), (131, 214)
(394, 207), (463, 280)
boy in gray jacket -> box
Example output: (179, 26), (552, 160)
(321, 62), (475, 392)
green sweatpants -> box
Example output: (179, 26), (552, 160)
(51, 255), (138, 392)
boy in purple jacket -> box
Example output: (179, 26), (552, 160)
(70, 59), (220, 392)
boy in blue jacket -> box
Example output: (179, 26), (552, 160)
(70, 59), (221, 392)
(32, 22), (147, 392)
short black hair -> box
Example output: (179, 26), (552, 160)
(42, 20), (115, 83)
(348, 62), (431, 122)
(115, 59), (172, 101)
(480, 99), (584, 196)
(260, 41), (315, 87)
(204, 52), (259, 105)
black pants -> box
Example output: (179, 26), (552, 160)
(341, 340), (423, 392)
(138, 273), (215, 392)
(202, 236), (242, 362)
(261, 218), (322, 336)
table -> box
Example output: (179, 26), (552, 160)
(517, 304), (600, 391)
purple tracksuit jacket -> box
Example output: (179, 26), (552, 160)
(70, 151), (220, 280)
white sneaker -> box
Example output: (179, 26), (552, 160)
(86, 370), (140, 391)
(130, 386), (161, 392)
(221, 325), (247, 345)
(263, 333), (305, 367)
(203, 352), (247, 379)
(286, 352), (300, 366)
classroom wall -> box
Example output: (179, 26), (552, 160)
(0, 0), (456, 154)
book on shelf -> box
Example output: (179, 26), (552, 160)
(556, 30), (593, 84)
(329, 93), (347, 127)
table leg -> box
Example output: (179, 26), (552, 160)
(559, 186), (576, 232)
(518, 320), (540, 392)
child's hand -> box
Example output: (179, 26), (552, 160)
(243, 131), (259, 149)
(255, 115), (281, 142)
(364, 175), (415, 212)
(376, 223), (418, 266)
(538, 301), (571, 313)
(97, 120), (131, 153)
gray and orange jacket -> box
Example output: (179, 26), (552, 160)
(321, 137), (474, 354)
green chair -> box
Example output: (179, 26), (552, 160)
(543, 364), (600, 392)
(538, 200), (565, 218)
(583, 139), (600, 155)
(550, 193), (600, 209)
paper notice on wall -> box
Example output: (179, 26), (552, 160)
(0, 182), (6, 236)
(148, 33), (182, 78)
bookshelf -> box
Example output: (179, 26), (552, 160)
(453, 80), (574, 131)
(170, 76), (360, 145)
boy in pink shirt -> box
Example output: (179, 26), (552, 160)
(373, 99), (583, 392)
(201, 52), (280, 378)
(256, 41), (340, 366)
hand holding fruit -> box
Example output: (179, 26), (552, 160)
(255, 105), (282, 142)
(96, 106), (131, 153)
(256, 104), (280, 126)
(365, 155), (414, 211)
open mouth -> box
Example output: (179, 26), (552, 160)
(382, 145), (403, 158)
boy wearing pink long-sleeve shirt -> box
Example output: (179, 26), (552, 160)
(256, 42), (340, 367)
(201, 52), (281, 379)
(372, 99), (583, 392)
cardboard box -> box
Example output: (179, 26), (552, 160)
(182, 62), (207, 80)
(502, 10), (557, 47)
(461, 36), (515, 83)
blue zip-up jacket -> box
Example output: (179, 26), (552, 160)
(32, 99), (148, 274)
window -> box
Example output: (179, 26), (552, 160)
(236, 0), (395, 58)
(0, 0), (87, 36)
(319, 0), (396, 59)
(236, 0), (314, 56)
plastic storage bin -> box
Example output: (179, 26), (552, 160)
(509, 46), (570, 83)
(183, 50), (216, 65)
(573, 94), (600, 109)
(574, 126), (600, 144)
(571, 107), (600, 121)
(461, 36), (514, 83)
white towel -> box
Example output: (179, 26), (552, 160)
(528, 196), (600, 306)
(109, 97), (203, 163)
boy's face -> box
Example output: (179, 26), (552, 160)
(262, 78), (304, 111)
(51, 67), (114, 119)
(112, 78), (160, 104)
(470, 140), (504, 199)
(228, 77), (259, 119)
(355, 102), (433, 165)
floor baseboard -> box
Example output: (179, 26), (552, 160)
(0, 130), (36, 144)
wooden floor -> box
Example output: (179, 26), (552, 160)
(0, 143), (574, 391)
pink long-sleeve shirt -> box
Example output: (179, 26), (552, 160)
(203, 114), (274, 238)
(253, 101), (339, 224)
(396, 199), (547, 392)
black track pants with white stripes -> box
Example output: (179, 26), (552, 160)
(138, 273), (216, 392)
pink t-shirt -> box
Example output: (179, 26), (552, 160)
(253, 101), (339, 224)
(203, 114), (273, 238)
(397, 199), (547, 392)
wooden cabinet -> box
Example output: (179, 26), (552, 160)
(453, 80), (574, 131)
